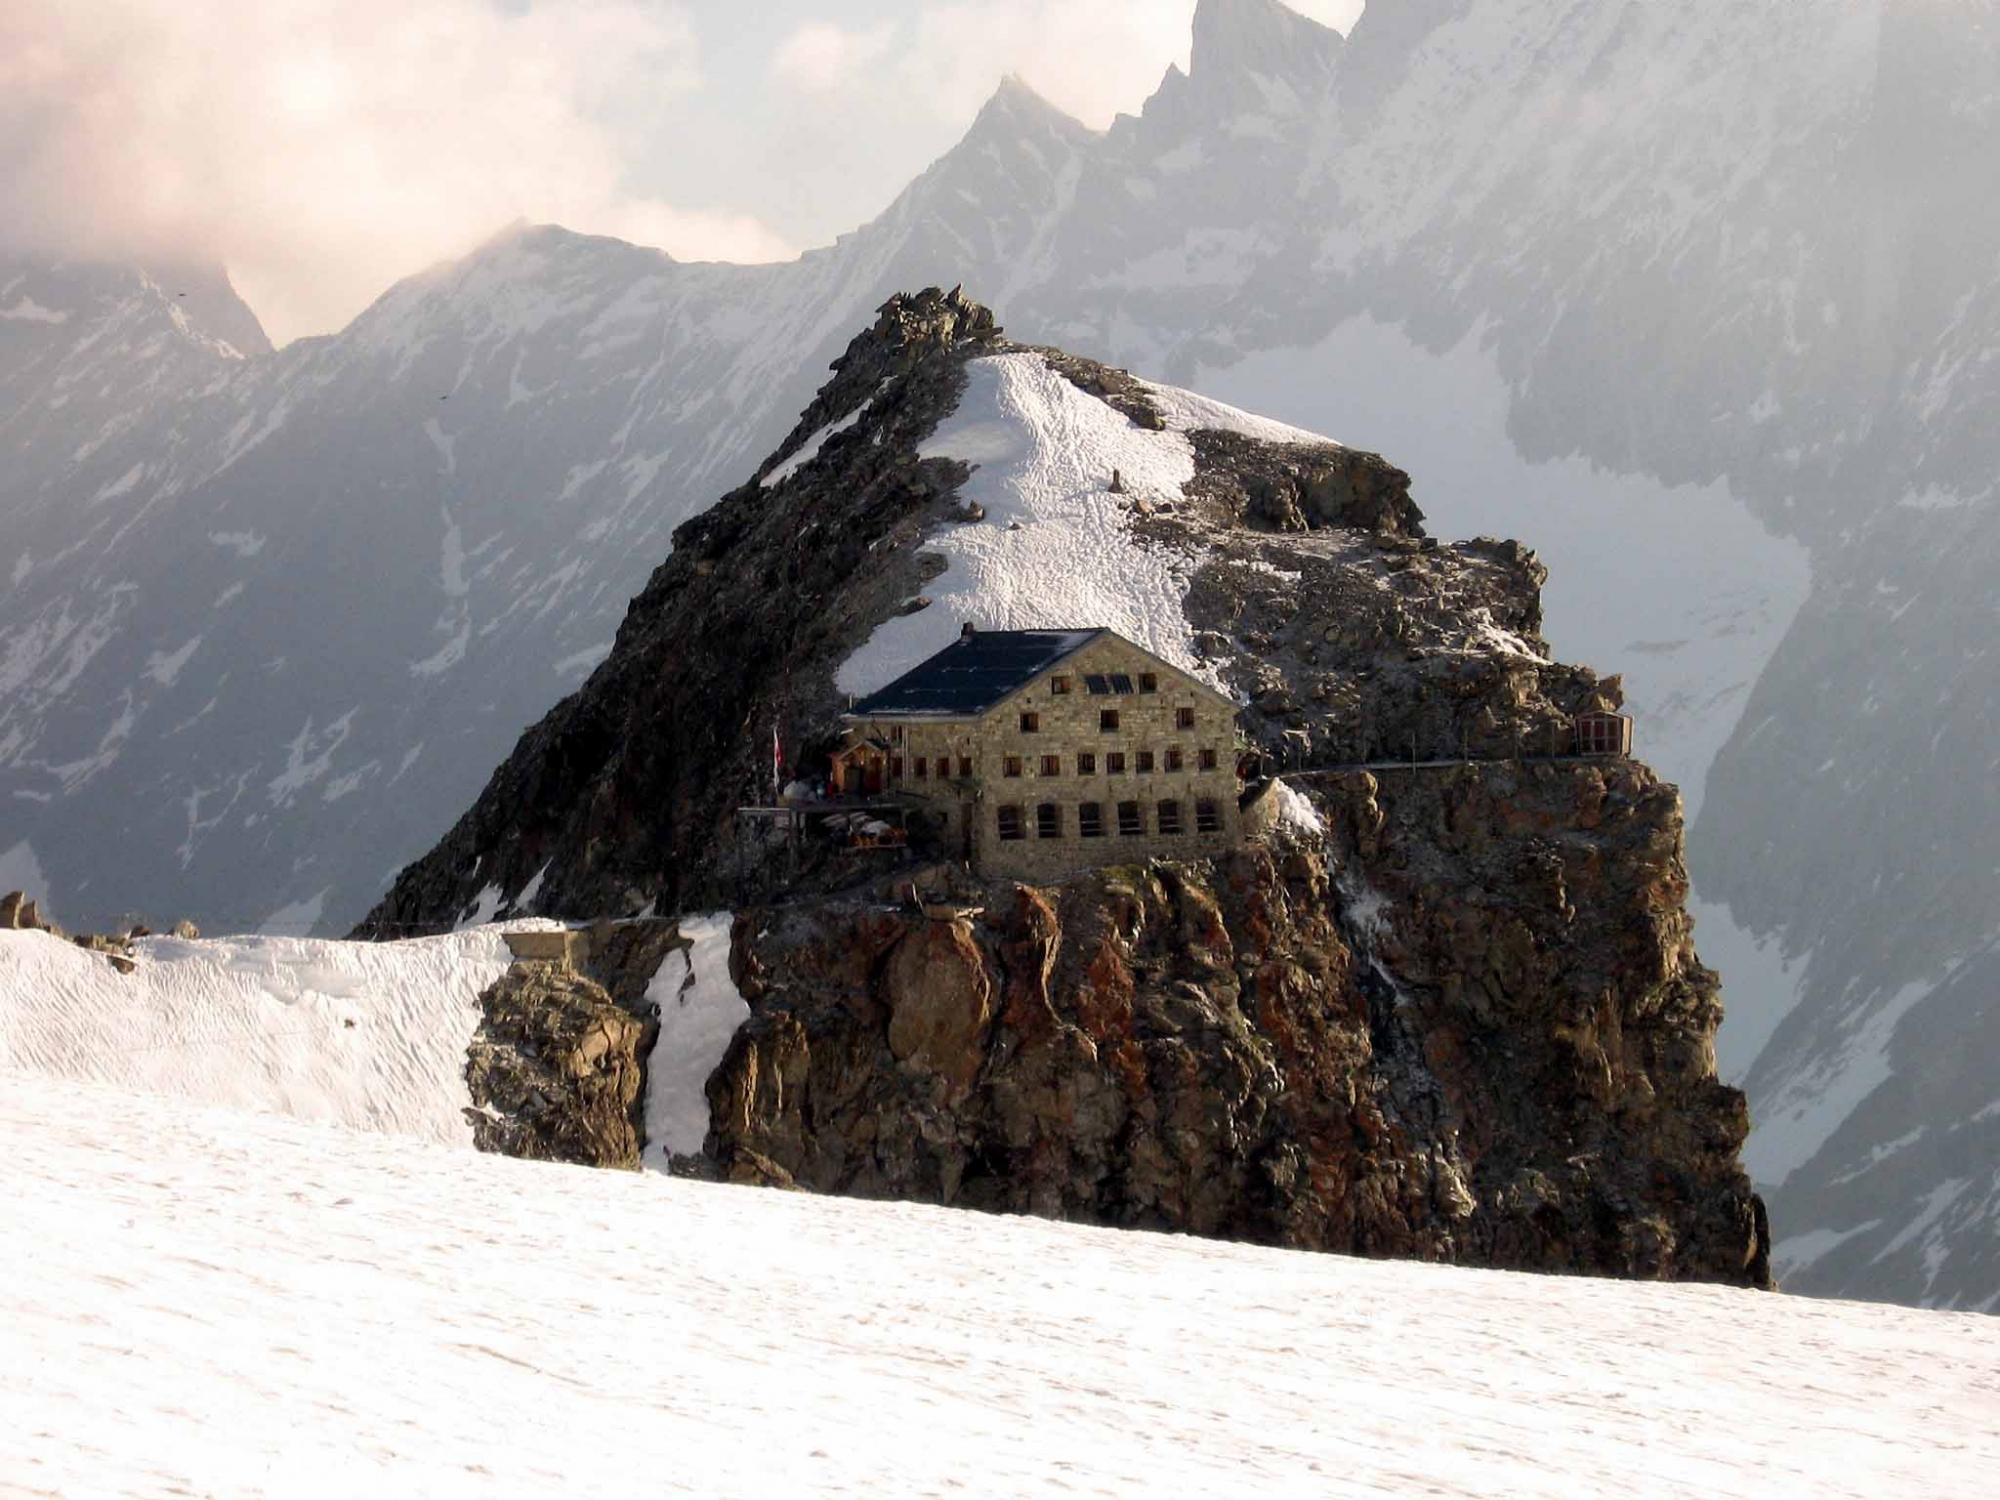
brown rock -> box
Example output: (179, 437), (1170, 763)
(463, 961), (651, 1168)
(884, 919), (993, 1096)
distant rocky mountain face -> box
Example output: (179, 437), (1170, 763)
(2, 0), (1995, 1308)
(369, 289), (1770, 1290)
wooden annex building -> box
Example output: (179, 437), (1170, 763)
(836, 625), (1256, 882)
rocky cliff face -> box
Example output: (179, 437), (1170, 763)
(703, 763), (1766, 1286)
(371, 290), (1767, 1289)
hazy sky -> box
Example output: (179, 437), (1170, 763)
(0, 0), (1363, 346)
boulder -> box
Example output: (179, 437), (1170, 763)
(464, 961), (651, 1168)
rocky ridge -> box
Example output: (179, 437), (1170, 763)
(360, 289), (1611, 931)
(366, 290), (1768, 1289)
(463, 920), (691, 1168)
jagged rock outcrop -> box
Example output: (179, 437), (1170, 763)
(704, 768), (1768, 1287)
(461, 917), (694, 1167)
(466, 960), (650, 1167)
(361, 289), (1601, 933)
(366, 288), (1766, 1289)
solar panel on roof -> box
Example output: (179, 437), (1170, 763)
(849, 629), (1107, 718)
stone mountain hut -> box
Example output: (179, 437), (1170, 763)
(837, 624), (1253, 882)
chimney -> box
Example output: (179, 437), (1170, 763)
(961, 621), (977, 638)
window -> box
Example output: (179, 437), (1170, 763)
(1136, 750), (1155, 774)
(890, 725), (904, 744)
(1109, 673), (1135, 695)
(1004, 755), (1023, 779)
(1165, 747), (1184, 772)
(1100, 709), (1120, 732)
(1107, 752), (1127, 775)
(1176, 707), (1196, 730)
(1076, 752), (1097, 776)
(1084, 674), (1111, 695)
(1036, 803), (1061, 839)
(1139, 673), (1158, 693)
(1041, 754), (1061, 777)
(890, 756), (904, 780)
(1050, 676), (1072, 696)
(939, 757), (953, 779)
(1158, 799), (1182, 835)
(1117, 800), (1144, 836)
(997, 805), (1024, 841)
(1079, 802), (1104, 838)
(1577, 713), (1630, 756)
(1020, 711), (1040, 734)
(1199, 747), (1219, 771)
(1196, 799), (1221, 834)
(958, 756), (973, 779)
(915, 757), (928, 780)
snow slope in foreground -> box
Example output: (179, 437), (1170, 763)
(5, 1071), (1996, 1500)
(0, 927), (538, 1146)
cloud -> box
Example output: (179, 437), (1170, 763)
(0, 0), (796, 345)
(770, 20), (901, 94)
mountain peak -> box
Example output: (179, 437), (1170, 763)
(970, 72), (1092, 139)
(1190, 0), (1344, 89)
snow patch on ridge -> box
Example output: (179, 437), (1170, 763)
(209, 531), (265, 559)
(1743, 976), (1937, 1187)
(838, 354), (1233, 696)
(1274, 780), (1325, 838)
(511, 862), (550, 914)
(260, 888), (330, 936)
(93, 464), (145, 503)
(761, 395), (876, 488)
(0, 295), (68, 324)
(455, 883), (504, 931)
(423, 417), (457, 476)
(143, 636), (202, 688)
(641, 912), (747, 1166)
(1141, 379), (1338, 449)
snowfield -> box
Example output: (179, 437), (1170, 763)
(4, 1069), (1996, 1500)
(835, 353), (1317, 698)
(0, 927), (537, 1147)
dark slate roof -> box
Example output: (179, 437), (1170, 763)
(848, 629), (1107, 718)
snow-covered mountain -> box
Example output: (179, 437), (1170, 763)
(3, 0), (1998, 1308)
